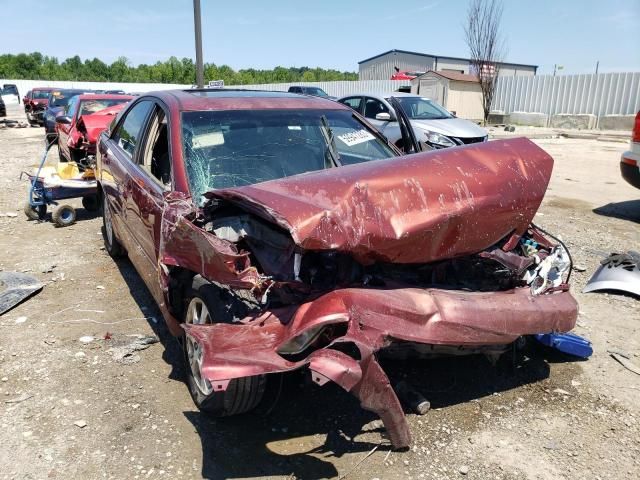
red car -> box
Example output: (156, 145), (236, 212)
(391, 70), (426, 80)
(96, 89), (578, 448)
(23, 87), (54, 125)
(56, 94), (133, 162)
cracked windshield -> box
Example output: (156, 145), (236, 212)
(182, 109), (396, 202)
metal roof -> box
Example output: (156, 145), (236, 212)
(358, 49), (538, 69)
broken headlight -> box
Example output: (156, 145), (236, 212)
(523, 244), (572, 294)
(277, 324), (328, 355)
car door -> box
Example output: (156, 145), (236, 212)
(363, 96), (402, 145)
(101, 100), (157, 291)
(124, 103), (172, 303)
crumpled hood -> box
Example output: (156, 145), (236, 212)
(77, 115), (114, 143)
(206, 137), (553, 264)
(411, 117), (487, 138)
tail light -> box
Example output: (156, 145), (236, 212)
(632, 111), (640, 143)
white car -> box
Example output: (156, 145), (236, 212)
(338, 93), (487, 150)
(621, 111), (640, 190)
(1, 85), (20, 106)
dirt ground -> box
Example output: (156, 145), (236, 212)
(1, 104), (639, 480)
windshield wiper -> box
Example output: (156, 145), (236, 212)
(320, 115), (342, 167)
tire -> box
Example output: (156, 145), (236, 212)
(82, 195), (100, 212)
(183, 275), (266, 416)
(52, 204), (76, 227)
(101, 194), (125, 257)
(23, 202), (47, 220)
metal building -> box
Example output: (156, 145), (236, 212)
(358, 49), (537, 81)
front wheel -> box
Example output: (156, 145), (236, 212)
(183, 275), (266, 416)
(24, 202), (47, 220)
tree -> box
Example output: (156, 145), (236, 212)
(464, 0), (506, 125)
(0, 52), (359, 85)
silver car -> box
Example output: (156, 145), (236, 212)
(338, 93), (487, 150)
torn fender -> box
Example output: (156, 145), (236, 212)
(158, 191), (263, 290)
(207, 138), (553, 264)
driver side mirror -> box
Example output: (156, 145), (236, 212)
(56, 115), (71, 125)
(375, 112), (392, 121)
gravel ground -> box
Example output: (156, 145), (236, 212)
(0, 104), (639, 480)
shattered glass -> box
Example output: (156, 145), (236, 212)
(181, 109), (396, 203)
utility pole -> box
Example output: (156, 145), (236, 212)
(595, 60), (599, 75)
(193, 0), (204, 88)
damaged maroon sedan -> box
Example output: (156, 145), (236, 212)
(96, 89), (578, 448)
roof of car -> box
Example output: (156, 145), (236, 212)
(146, 89), (345, 112)
(338, 92), (430, 101)
(75, 94), (134, 101)
(32, 87), (55, 91)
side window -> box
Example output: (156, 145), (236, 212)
(290, 87), (301, 93)
(363, 97), (390, 119)
(112, 101), (153, 159)
(340, 97), (362, 113)
(65, 97), (78, 117)
(141, 106), (171, 187)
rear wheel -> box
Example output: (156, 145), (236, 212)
(52, 204), (76, 227)
(183, 275), (266, 416)
(101, 194), (125, 257)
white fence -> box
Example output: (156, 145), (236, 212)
(0, 79), (190, 96)
(4, 73), (639, 119)
(493, 72), (640, 117)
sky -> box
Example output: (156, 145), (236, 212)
(1, 0), (639, 75)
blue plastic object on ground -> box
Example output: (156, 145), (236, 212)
(534, 332), (593, 359)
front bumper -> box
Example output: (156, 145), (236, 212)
(184, 285), (578, 448)
(621, 152), (640, 190)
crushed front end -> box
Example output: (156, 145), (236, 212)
(161, 138), (578, 448)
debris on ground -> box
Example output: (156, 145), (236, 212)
(534, 332), (593, 358)
(4, 393), (33, 404)
(0, 271), (44, 315)
(73, 420), (87, 428)
(395, 381), (431, 415)
(583, 251), (640, 296)
(107, 334), (160, 364)
(609, 350), (640, 376)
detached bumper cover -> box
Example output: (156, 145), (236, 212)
(184, 286), (577, 448)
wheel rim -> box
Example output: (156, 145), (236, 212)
(103, 200), (114, 245)
(60, 208), (73, 223)
(185, 297), (213, 396)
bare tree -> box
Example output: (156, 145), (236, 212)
(464, 0), (506, 125)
